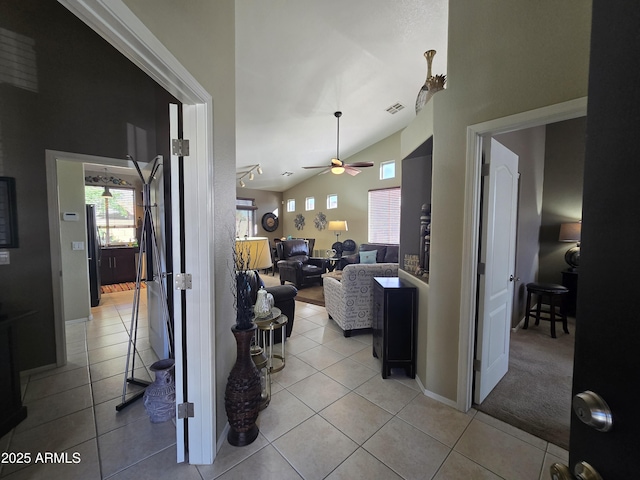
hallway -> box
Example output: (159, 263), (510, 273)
(1, 290), (567, 479)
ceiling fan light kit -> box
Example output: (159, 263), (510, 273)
(303, 111), (374, 176)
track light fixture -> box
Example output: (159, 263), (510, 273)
(237, 164), (263, 187)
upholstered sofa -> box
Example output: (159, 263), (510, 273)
(337, 243), (399, 270)
(323, 262), (398, 336)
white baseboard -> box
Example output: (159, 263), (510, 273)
(66, 316), (91, 324)
(415, 374), (460, 411)
(217, 422), (230, 454)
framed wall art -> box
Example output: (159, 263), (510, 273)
(0, 177), (18, 248)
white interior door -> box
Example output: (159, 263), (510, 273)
(474, 138), (519, 404)
(145, 159), (170, 360)
(169, 103), (187, 462)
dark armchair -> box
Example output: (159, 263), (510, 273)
(276, 239), (327, 288)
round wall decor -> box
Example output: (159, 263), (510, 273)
(261, 213), (279, 232)
(294, 214), (305, 231)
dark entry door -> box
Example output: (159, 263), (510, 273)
(567, 1), (640, 476)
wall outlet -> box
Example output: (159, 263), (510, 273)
(72, 241), (84, 251)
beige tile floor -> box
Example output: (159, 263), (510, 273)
(1, 290), (568, 479)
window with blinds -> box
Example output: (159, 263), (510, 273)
(85, 186), (137, 246)
(368, 187), (401, 244)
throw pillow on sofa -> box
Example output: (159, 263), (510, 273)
(359, 250), (377, 264)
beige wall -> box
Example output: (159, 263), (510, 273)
(282, 132), (402, 254)
(58, 160), (92, 322)
(398, 0), (592, 402)
(123, 0), (237, 441)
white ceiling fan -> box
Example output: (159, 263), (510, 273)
(303, 111), (374, 176)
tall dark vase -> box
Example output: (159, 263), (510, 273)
(225, 324), (261, 446)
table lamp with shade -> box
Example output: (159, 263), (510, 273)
(559, 222), (582, 270)
(234, 237), (273, 328)
(226, 236), (272, 447)
(328, 220), (348, 243)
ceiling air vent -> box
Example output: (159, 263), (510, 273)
(282, 171), (294, 176)
(385, 103), (405, 114)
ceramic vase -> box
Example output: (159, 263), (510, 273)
(143, 358), (176, 423)
(225, 324), (262, 446)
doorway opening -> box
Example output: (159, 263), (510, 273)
(459, 98), (587, 447)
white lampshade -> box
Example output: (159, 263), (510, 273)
(328, 220), (348, 232)
(235, 237), (273, 271)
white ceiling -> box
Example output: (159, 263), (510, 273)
(235, 0), (448, 192)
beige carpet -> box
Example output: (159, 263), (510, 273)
(475, 316), (575, 449)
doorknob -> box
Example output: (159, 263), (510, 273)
(573, 390), (613, 432)
(551, 461), (603, 480)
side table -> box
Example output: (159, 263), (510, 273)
(1, 310), (35, 437)
(255, 310), (288, 374)
(327, 257), (341, 272)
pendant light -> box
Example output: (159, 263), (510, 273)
(101, 168), (112, 197)
(331, 111), (344, 174)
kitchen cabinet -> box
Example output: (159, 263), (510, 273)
(100, 247), (137, 284)
(372, 277), (417, 378)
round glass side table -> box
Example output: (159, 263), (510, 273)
(255, 311), (288, 374)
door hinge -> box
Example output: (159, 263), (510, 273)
(172, 138), (190, 157)
(175, 273), (192, 290)
(481, 164), (490, 176)
(177, 402), (194, 419)
(478, 263), (486, 275)
(473, 359), (481, 371)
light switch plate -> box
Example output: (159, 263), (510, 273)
(72, 241), (84, 251)
(0, 250), (9, 265)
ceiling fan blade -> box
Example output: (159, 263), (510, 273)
(302, 165), (331, 169)
(344, 162), (374, 168)
(344, 167), (361, 176)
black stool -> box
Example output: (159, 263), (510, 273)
(524, 282), (569, 338)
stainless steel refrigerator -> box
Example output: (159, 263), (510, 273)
(86, 204), (101, 307)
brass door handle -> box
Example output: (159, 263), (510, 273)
(551, 461), (603, 480)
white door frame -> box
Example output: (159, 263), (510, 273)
(58, 0), (217, 464)
(458, 97), (587, 412)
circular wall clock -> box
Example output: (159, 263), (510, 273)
(261, 212), (279, 232)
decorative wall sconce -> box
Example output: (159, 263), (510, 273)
(237, 164), (263, 187)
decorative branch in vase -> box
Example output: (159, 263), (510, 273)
(225, 236), (273, 446)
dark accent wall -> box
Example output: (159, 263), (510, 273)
(399, 137), (433, 277)
(0, 0), (176, 370)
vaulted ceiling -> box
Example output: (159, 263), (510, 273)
(235, 0), (448, 191)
